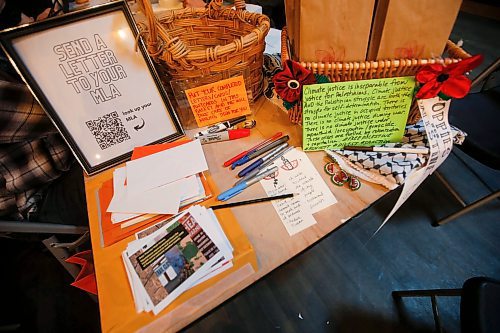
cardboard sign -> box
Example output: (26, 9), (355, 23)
(185, 75), (251, 127)
(302, 77), (415, 151)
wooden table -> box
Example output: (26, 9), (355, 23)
(84, 97), (388, 332)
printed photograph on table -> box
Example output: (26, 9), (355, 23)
(170, 69), (253, 129)
(0, 1), (183, 175)
(123, 206), (232, 314)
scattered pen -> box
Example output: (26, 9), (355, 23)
(237, 142), (289, 177)
(194, 116), (247, 138)
(235, 165), (276, 186)
(199, 129), (250, 144)
(235, 146), (293, 186)
(210, 193), (295, 210)
(343, 145), (430, 155)
(231, 135), (290, 169)
(217, 166), (278, 201)
(223, 132), (283, 167)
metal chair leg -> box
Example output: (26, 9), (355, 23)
(434, 190), (500, 226)
(42, 236), (81, 279)
(431, 295), (443, 333)
(392, 288), (462, 298)
(392, 288), (461, 332)
(0, 221), (88, 234)
(435, 171), (466, 207)
(50, 231), (90, 251)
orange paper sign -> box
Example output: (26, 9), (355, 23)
(185, 75), (251, 127)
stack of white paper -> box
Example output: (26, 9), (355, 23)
(122, 205), (233, 314)
(106, 140), (209, 227)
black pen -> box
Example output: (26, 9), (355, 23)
(237, 143), (289, 177)
(194, 116), (247, 138)
(210, 193), (295, 210)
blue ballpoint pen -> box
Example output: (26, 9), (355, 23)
(231, 135), (289, 169)
(217, 166), (278, 201)
(238, 142), (289, 177)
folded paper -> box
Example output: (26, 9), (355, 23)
(65, 250), (98, 295)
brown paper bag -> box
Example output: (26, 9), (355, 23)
(367, 0), (462, 60)
(285, 0), (375, 62)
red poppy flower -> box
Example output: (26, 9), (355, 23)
(273, 60), (317, 103)
(415, 54), (483, 99)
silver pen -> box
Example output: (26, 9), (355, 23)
(217, 166), (278, 201)
(237, 142), (290, 177)
(235, 146), (293, 186)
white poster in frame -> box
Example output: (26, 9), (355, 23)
(0, 1), (184, 175)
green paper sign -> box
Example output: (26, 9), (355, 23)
(302, 77), (415, 151)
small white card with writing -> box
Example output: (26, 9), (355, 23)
(260, 148), (337, 235)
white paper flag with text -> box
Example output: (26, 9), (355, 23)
(377, 97), (454, 232)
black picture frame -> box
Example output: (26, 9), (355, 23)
(0, 1), (184, 175)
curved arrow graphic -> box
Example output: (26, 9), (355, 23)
(134, 118), (145, 131)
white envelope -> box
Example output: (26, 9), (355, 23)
(125, 140), (208, 194)
(107, 167), (183, 215)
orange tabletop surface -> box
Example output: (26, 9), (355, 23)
(84, 97), (388, 332)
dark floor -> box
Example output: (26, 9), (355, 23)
(183, 148), (500, 333)
(0, 9), (499, 333)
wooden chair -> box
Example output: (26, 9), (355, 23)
(433, 58), (500, 226)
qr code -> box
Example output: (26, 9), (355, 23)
(85, 111), (131, 150)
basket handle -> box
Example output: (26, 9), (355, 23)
(445, 40), (471, 60)
(208, 0), (224, 11)
(136, 0), (267, 64)
(281, 26), (290, 63)
(135, 0), (230, 60)
(206, 0), (247, 11)
(233, 0), (247, 11)
(136, 0), (162, 57)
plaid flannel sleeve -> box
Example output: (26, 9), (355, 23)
(0, 80), (72, 219)
(0, 80), (59, 143)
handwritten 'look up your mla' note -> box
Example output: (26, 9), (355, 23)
(302, 77), (415, 151)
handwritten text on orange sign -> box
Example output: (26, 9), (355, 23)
(185, 75), (251, 127)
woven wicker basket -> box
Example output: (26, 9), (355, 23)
(136, 0), (270, 101)
(280, 27), (471, 124)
